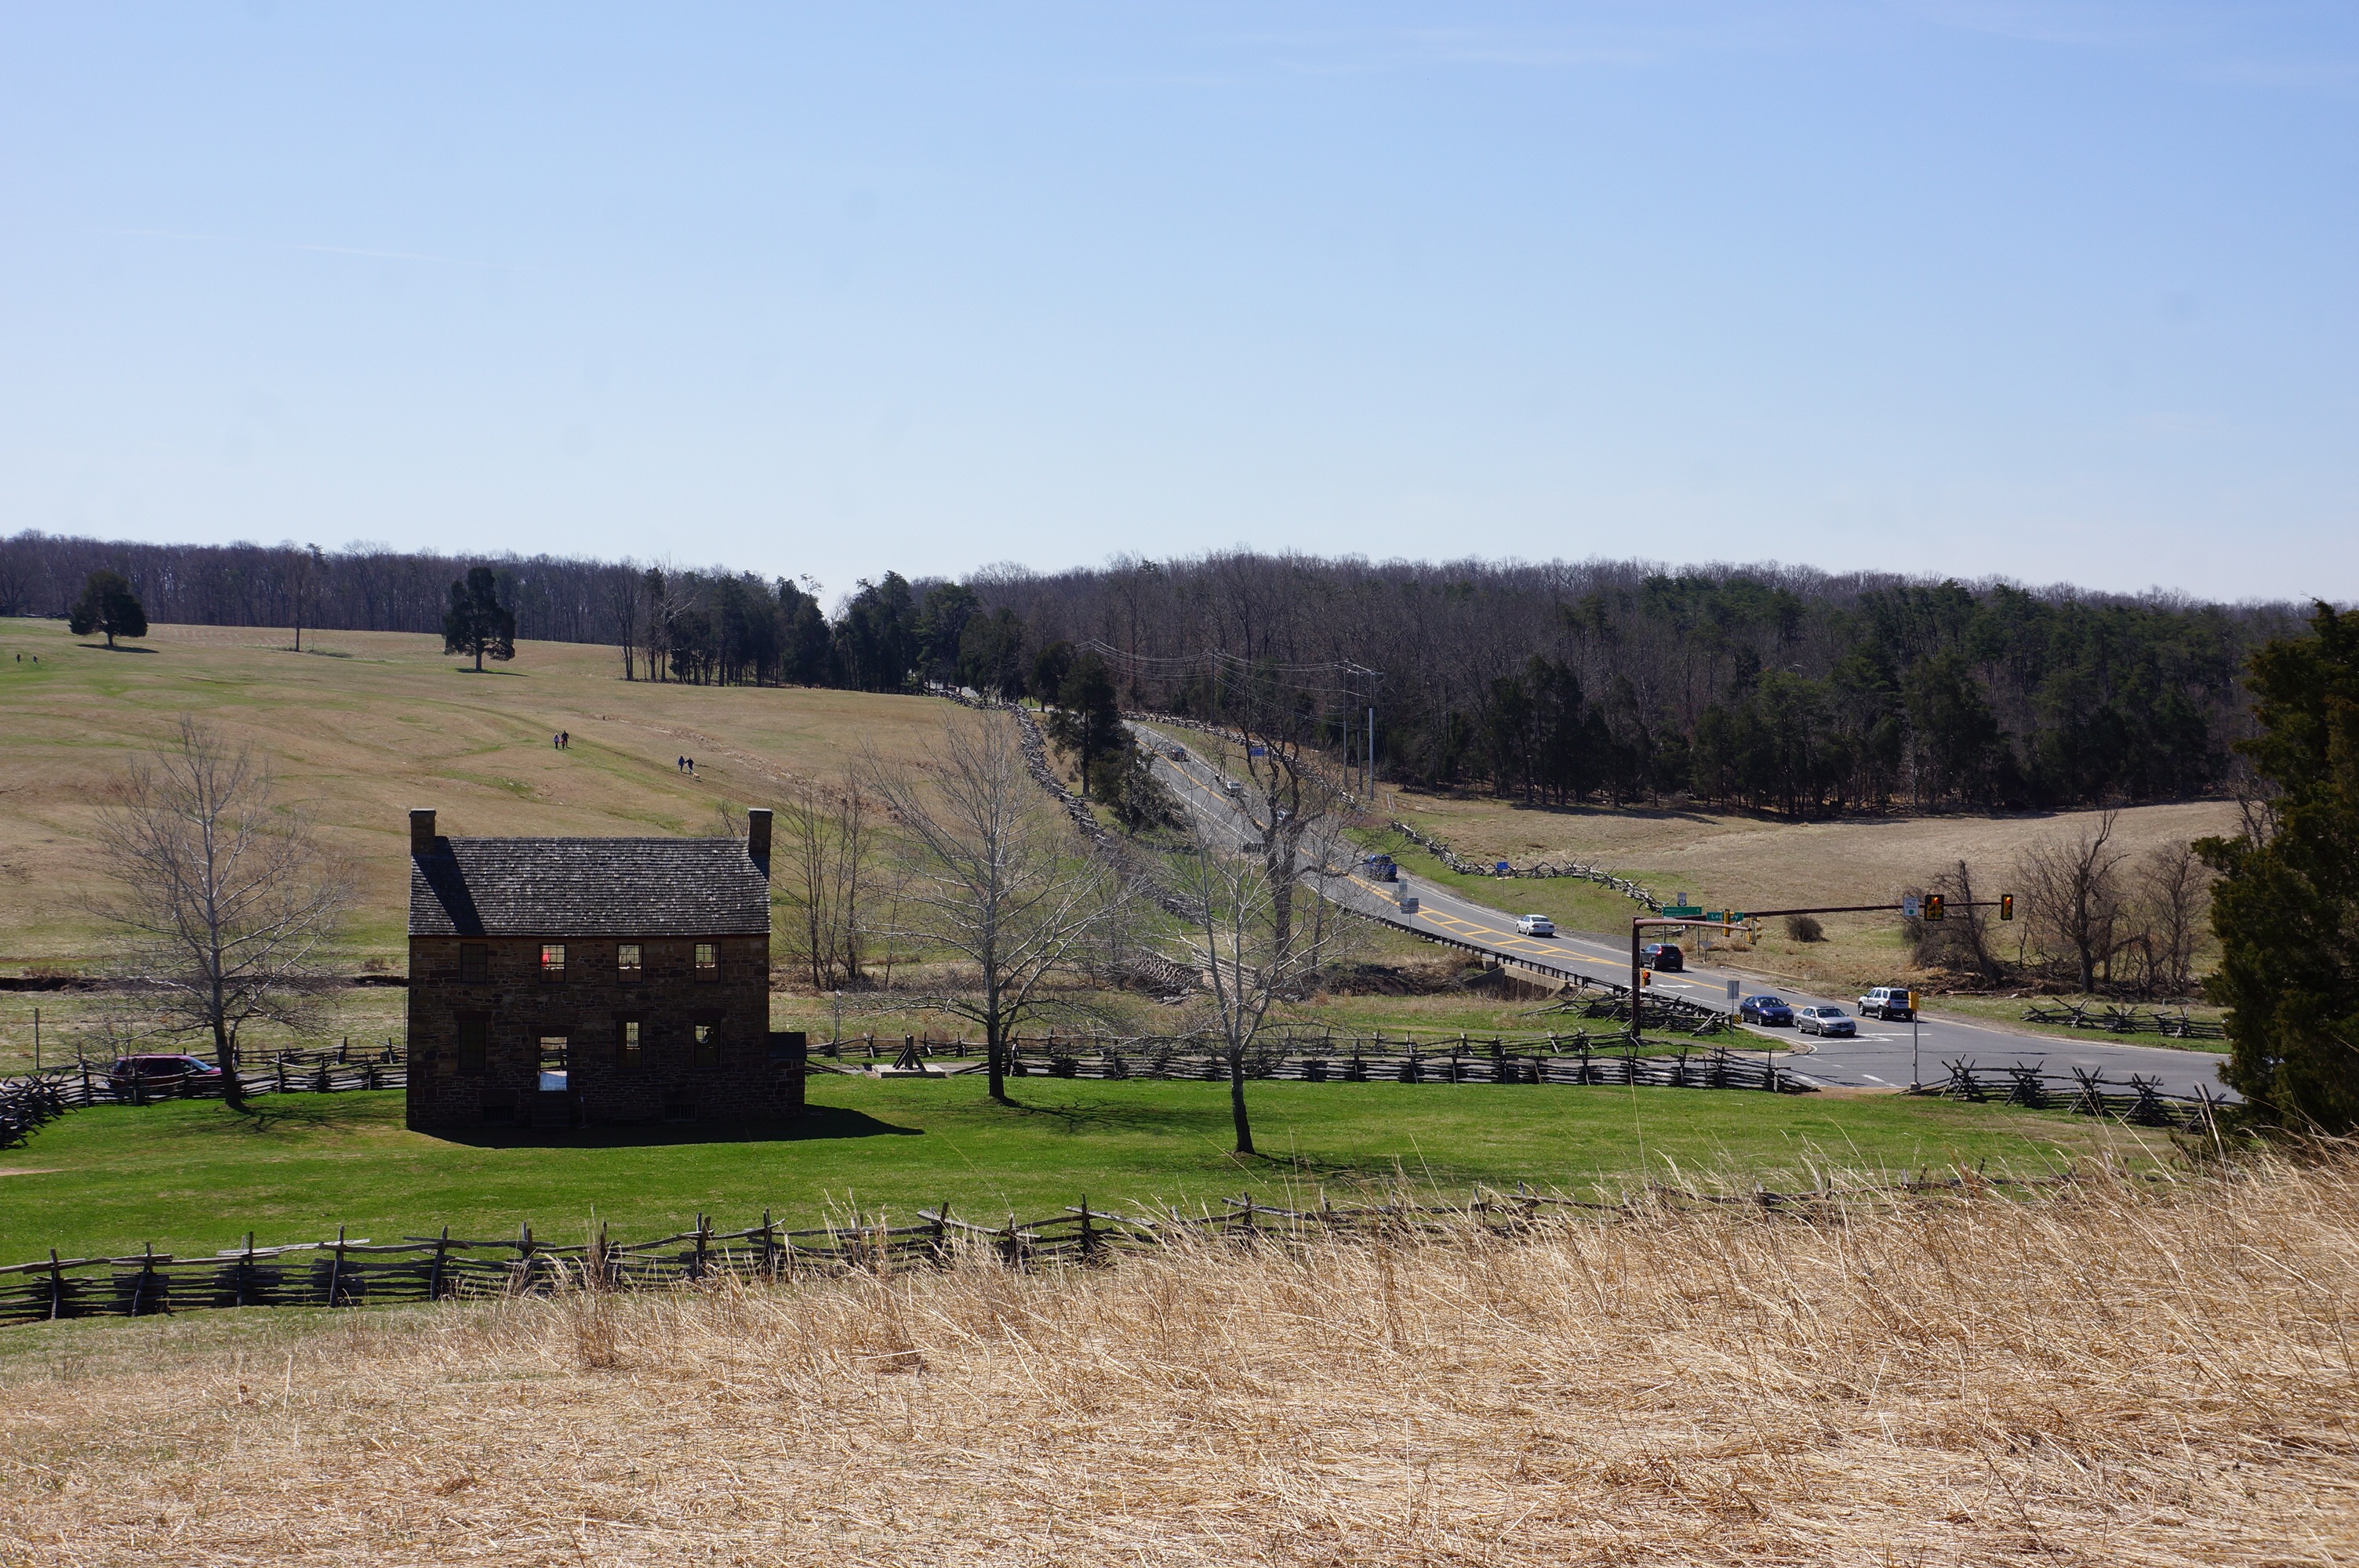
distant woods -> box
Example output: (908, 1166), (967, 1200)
(1, 532), (2305, 813)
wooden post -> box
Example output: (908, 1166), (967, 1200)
(237, 1232), (255, 1308)
(47, 1248), (63, 1320)
(692, 1214), (710, 1281)
(325, 1225), (346, 1308)
(133, 1241), (158, 1316)
(428, 1225), (449, 1301)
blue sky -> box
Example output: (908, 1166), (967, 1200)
(2, 2), (2353, 603)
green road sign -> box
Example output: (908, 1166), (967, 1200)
(1662, 905), (1703, 919)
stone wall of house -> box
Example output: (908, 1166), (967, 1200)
(404, 933), (801, 1130)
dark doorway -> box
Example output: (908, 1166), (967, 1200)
(536, 1035), (576, 1128)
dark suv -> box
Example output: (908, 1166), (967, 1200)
(106, 1054), (225, 1096)
(1641, 942), (1685, 973)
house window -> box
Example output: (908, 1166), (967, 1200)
(692, 1022), (718, 1069)
(460, 944), (489, 983)
(456, 1015), (488, 1073)
(538, 1036), (569, 1092)
(617, 1018), (642, 1069)
(540, 943), (567, 982)
(616, 942), (642, 982)
(694, 942), (719, 981)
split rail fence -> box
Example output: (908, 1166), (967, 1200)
(2021, 1001), (2226, 1040)
(0, 1167), (2106, 1328)
(1914, 1058), (2230, 1131)
(0, 1044), (406, 1148)
(813, 1029), (1801, 1091)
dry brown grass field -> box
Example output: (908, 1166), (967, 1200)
(2, 1155), (2352, 1565)
(0, 616), (954, 967)
(1, 612), (2237, 1006)
(1393, 791), (2240, 993)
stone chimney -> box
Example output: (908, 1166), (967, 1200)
(409, 808), (438, 856)
(746, 807), (772, 866)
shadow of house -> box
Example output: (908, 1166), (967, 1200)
(404, 808), (803, 1133)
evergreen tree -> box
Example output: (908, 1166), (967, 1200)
(914, 582), (980, 686)
(442, 566), (515, 671)
(2201, 603), (2359, 1131)
(958, 608), (1030, 701)
(67, 568), (147, 648)
(1049, 652), (1129, 799)
(834, 573), (918, 691)
(1028, 640), (1075, 705)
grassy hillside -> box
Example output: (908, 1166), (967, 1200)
(0, 616), (954, 970)
(0, 1078), (2160, 1263)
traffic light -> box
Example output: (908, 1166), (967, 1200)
(1924, 893), (1945, 922)
(2000, 893), (2015, 922)
(1639, 969), (1652, 988)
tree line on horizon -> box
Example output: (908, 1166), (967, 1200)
(0, 530), (2304, 814)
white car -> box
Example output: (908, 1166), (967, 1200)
(1794, 1005), (1856, 1037)
(1858, 986), (1914, 1021)
(1515, 914), (1555, 937)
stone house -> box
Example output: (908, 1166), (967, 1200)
(403, 808), (802, 1131)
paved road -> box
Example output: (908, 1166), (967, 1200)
(1140, 728), (2233, 1102)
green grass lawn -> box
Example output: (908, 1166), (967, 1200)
(0, 1076), (2172, 1263)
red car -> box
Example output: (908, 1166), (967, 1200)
(107, 1054), (227, 1095)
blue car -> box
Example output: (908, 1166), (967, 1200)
(1739, 994), (1794, 1026)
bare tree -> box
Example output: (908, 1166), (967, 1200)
(2132, 840), (2212, 998)
(863, 713), (1132, 1102)
(776, 772), (873, 992)
(2016, 811), (2129, 993)
(90, 719), (352, 1108)
(1164, 770), (1361, 1156)
(1212, 713), (1348, 975)
(606, 562), (642, 681)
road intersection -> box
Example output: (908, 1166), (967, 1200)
(1138, 726), (2233, 1102)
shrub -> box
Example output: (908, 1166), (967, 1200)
(1783, 913), (1825, 943)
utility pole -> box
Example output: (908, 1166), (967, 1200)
(1339, 662), (1381, 804)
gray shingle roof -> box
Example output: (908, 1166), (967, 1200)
(409, 837), (770, 938)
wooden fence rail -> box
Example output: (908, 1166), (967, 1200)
(0, 1169), (2110, 1328)
(813, 1029), (1800, 1091)
(0, 1046), (408, 1148)
(1913, 1058), (2230, 1131)
(2020, 1001), (2227, 1040)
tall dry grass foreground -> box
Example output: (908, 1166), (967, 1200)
(4, 1163), (2356, 1565)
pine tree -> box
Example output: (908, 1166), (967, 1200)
(67, 569), (147, 649)
(1049, 652), (1129, 800)
(441, 567), (515, 671)
(2201, 603), (2359, 1131)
